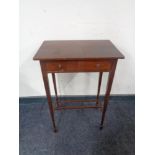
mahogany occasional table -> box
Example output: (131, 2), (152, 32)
(33, 40), (124, 132)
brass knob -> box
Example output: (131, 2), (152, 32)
(96, 63), (100, 68)
(58, 64), (62, 68)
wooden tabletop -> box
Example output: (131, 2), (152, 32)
(33, 40), (124, 61)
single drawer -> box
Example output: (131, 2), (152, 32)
(43, 60), (114, 72)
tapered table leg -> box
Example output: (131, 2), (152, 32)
(100, 60), (117, 129)
(52, 73), (60, 107)
(40, 63), (57, 132)
(96, 72), (103, 106)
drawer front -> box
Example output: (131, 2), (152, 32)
(43, 60), (114, 72)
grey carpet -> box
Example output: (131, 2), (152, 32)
(19, 96), (135, 155)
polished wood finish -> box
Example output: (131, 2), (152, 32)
(100, 60), (118, 129)
(34, 40), (124, 132)
(41, 59), (114, 73)
(60, 99), (97, 103)
(51, 73), (60, 107)
(33, 40), (124, 60)
(96, 72), (103, 106)
(40, 63), (57, 132)
(55, 105), (102, 110)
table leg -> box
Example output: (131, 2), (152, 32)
(100, 60), (117, 129)
(96, 72), (103, 106)
(40, 63), (57, 132)
(52, 73), (60, 107)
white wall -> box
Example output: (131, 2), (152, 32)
(20, 0), (134, 97)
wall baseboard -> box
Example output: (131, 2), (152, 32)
(19, 94), (135, 104)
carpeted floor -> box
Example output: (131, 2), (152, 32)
(19, 96), (135, 155)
